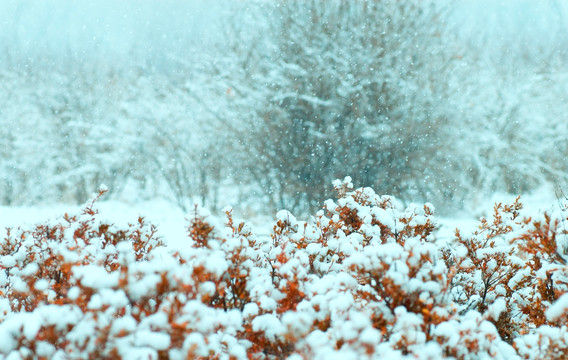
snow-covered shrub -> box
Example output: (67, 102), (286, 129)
(2, 179), (568, 358)
(200, 0), (469, 213)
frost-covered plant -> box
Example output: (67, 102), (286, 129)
(2, 179), (568, 359)
(444, 198), (525, 341)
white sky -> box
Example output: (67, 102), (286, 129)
(450, 0), (568, 53)
(1, 0), (567, 67)
(0, 0), (222, 66)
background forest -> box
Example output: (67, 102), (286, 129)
(1, 0), (568, 215)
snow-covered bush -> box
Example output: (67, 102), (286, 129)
(1, 179), (568, 359)
(197, 0), (469, 213)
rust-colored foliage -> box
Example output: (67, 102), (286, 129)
(187, 204), (215, 248)
(3, 183), (568, 359)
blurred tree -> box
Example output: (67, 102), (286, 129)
(202, 0), (467, 212)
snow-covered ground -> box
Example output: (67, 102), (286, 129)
(1, 184), (562, 250)
(0, 199), (187, 248)
(437, 184), (563, 242)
